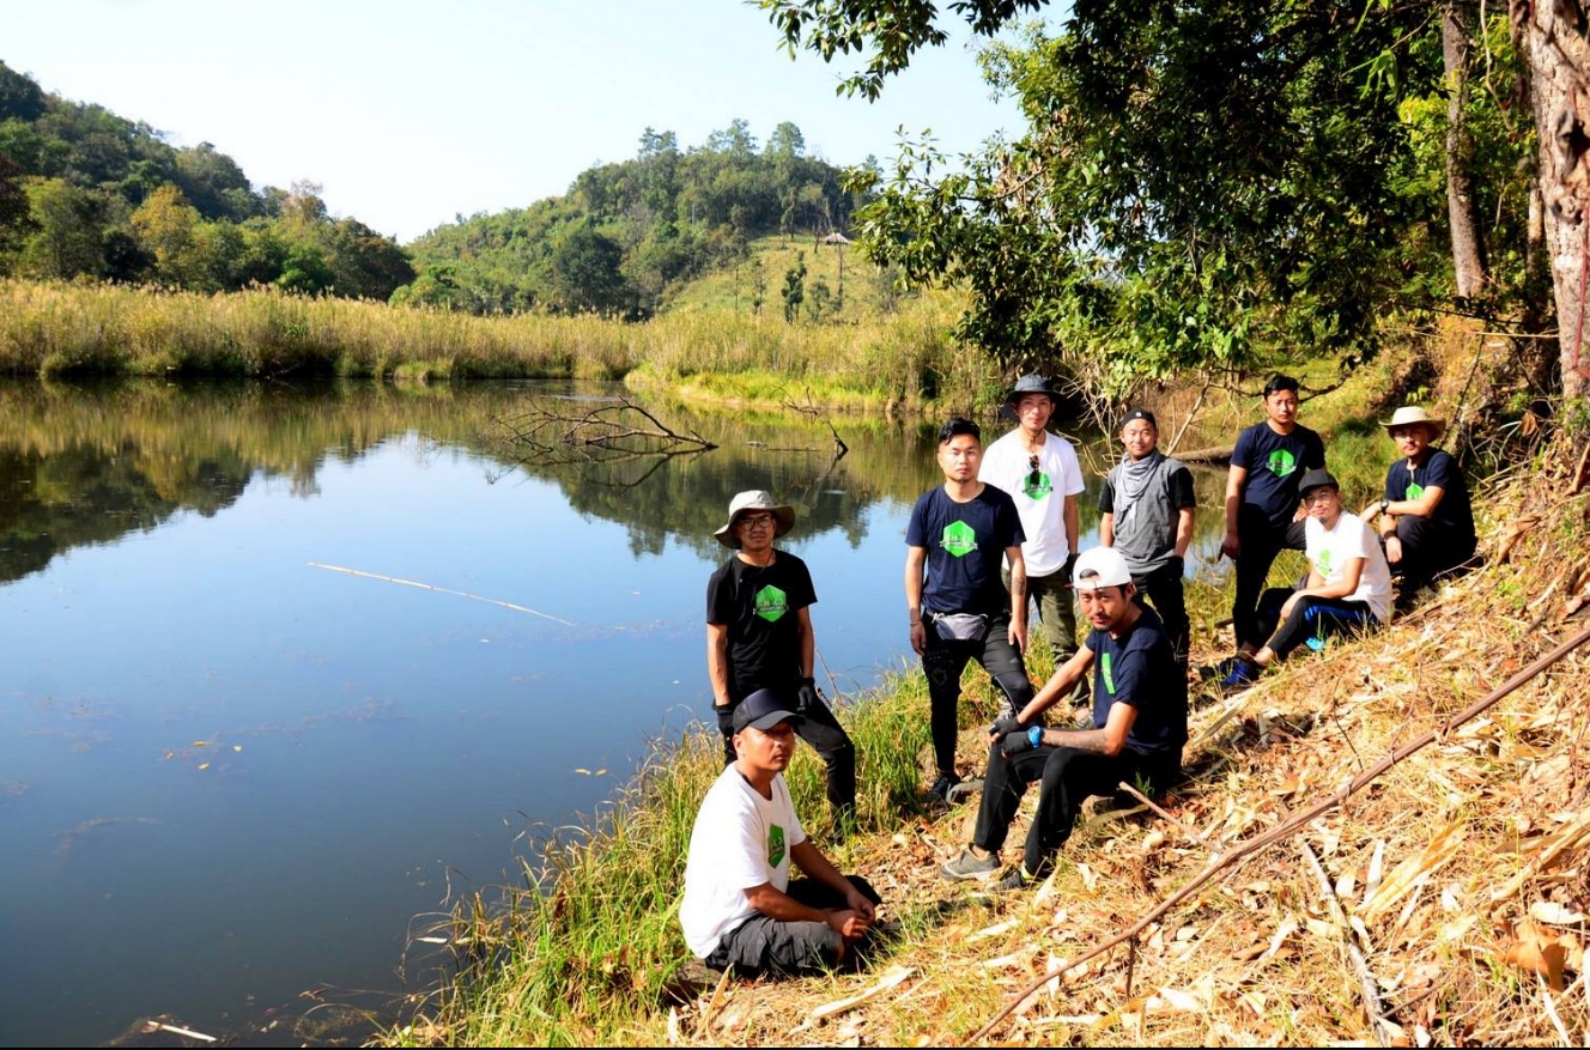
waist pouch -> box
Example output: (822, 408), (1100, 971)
(930, 612), (990, 643)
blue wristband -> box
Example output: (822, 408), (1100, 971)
(1028, 726), (1043, 747)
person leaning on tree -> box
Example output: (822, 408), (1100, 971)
(940, 547), (1188, 890)
(905, 418), (1033, 805)
(1219, 374), (1327, 668)
(1361, 406), (1477, 611)
(1099, 407), (1196, 670)
(707, 490), (856, 822)
(978, 374), (1087, 695)
(679, 690), (883, 977)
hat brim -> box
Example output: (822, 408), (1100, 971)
(739, 710), (803, 733)
(1381, 417), (1447, 440)
(714, 505), (796, 549)
(1073, 577), (1132, 592)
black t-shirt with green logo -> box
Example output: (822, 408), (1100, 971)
(1383, 449), (1476, 548)
(1233, 422), (1327, 528)
(905, 484), (1025, 617)
(1084, 607), (1187, 758)
(706, 551), (817, 701)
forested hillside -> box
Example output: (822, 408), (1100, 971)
(0, 59), (412, 300)
(401, 121), (870, 317)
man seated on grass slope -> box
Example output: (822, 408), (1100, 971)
(941, 547), (1188, 890)
(1221, 469), (1393, 692)
(679, 689), (883, 977)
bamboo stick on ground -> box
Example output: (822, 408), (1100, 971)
(1300, 839), (1391, 1047)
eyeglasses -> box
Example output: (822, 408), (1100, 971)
(1302, 491), (1337, 504)
(1028, 453), (1041, 490)
(739, 513), (776, 530)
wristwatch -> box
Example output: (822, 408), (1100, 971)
(1028, 726), (1044, 748)
(1379, 498), (1390, 515)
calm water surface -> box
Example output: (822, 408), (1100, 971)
(0, 380), (1225, 1046)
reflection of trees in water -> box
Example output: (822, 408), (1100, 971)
(0, 378), (1233, 588)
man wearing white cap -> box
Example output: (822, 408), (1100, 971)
(708, 491), (856, 819)
(1362, 407), (1476, 608)
(941, 547), (1187, 889)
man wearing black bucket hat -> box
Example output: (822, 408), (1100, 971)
(708, 490), (856, 820)
(1220, 469), (1392, 691)
(979, 375), (1087, 690)
(680, 689), (884, 977)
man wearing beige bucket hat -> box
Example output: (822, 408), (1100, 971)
(707, 491), (856, 820)
(1362, 406), (1476, 609)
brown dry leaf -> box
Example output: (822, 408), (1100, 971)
(1272, 772), (1301, 797)
(1077, 862), (1099, 893)
(1141, 828), (1167, 853)
(1530, 901), (1587, 926)
(810, 965), (916, 1022)
(1502, 920), (1572, 991)
(1362, 822), (1466, 921)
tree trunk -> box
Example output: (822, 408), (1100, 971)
(1444, 2), (1488, 298)
(1517, 0), (1590, 402)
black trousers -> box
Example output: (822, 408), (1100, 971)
(719, 690), (856, 815)
(921, 615), (1032, 777)
(704, 875), (883, 977)
(1255, 589), (1378, 660)
(972, 741), (1180, 875)
(1233, 504), (1307, 651)
(1387, 515), (1476, 596)
(1132, 558), (1189, 668)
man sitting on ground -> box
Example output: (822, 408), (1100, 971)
(679, 689), (883, 976)
(1361, 406), (1477, 610)
(1223, 469), (1393, 691)
(941, 547), (1188, 890)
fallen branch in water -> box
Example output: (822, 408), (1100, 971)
(971, 622), (1590, 1043)
(498, 398), (718, 458)
(307, 563), (577, 627)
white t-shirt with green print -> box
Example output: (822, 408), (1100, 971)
(980, 429), (1086, 576)
(1304, 511), (1393, 624)
(680, 766), (807, 958)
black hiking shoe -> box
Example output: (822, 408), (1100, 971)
(926, 772), (962, 804)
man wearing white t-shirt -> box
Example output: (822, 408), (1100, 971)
(679, 689), (883, 975)
(1222, 469), (1392, 691)
(980, 375), (1086, 693)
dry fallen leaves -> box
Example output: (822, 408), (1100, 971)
(1501, 920), (1580, 992)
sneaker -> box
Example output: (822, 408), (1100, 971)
(1303, 634), (1326, 653)
(1199, 655), (1241, 682)
(941, 847), (1001, 881)
(926, 772), (962, 804)
(944, 777), (984, 805)
(996, 864), (1046, 891)
(1219, 656), (1260, 694)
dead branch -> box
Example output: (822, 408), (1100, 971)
(1299, 840), (1391, 1047)
(495, 398), (717, 479)
(782, 392), (850, 460)
(971, 622), (1590, 1043)
(1165, 380), (1210, 458)
(1174, 444), (1237, 465)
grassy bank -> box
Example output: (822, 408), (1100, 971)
(0, 280), (977, 410)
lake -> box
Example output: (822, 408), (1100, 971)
(0, 380), (1227, 1046)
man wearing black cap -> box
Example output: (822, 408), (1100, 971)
(1100, 408), (1196, 668)
(979, 375), (1086, 683)
(1221, 374), (1327, 667)
(1221, 469), (1392, 691)
(708, 490), (856, 820)
(679, 689), (883, 977)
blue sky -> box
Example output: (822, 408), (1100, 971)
(3, 0), (1028, 242)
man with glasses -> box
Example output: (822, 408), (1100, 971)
(979, 375), (1086, 695)
(1221, 470), (1392, 691)
(906, 419), (1033, 803)
(1217, 374), (1327, 682)
(708, 491), (856, 822)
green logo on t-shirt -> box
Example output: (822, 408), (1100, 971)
(1023, 471), (1052, 500)
(1315, 548), (1333, 576)
(768, 824), (786, 868)
(1267, 448), (1298, 479)
(1405, 481), (1425, 501)
(1101, 651), (1116, 694)
(753, 584), (789, 623)
(942, 520), (977, 558)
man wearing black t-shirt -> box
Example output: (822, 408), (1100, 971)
(905, 418), (1033, 803)
(1362, 406), (1477, 609)
(1221, 375), (1327, 661)
(708, 490), (856, 818)
(942, 546), (1187, 888)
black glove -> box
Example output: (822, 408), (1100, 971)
(715, 705), (735, 738)
(989, 713), (1025, 738)
(796, 678), (820, 714)
(1000, 729), (1038, 757)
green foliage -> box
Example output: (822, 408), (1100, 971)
(0, 60), (411, 299)
(404, 121), (861, 317)
(782, 250), (807, 322)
